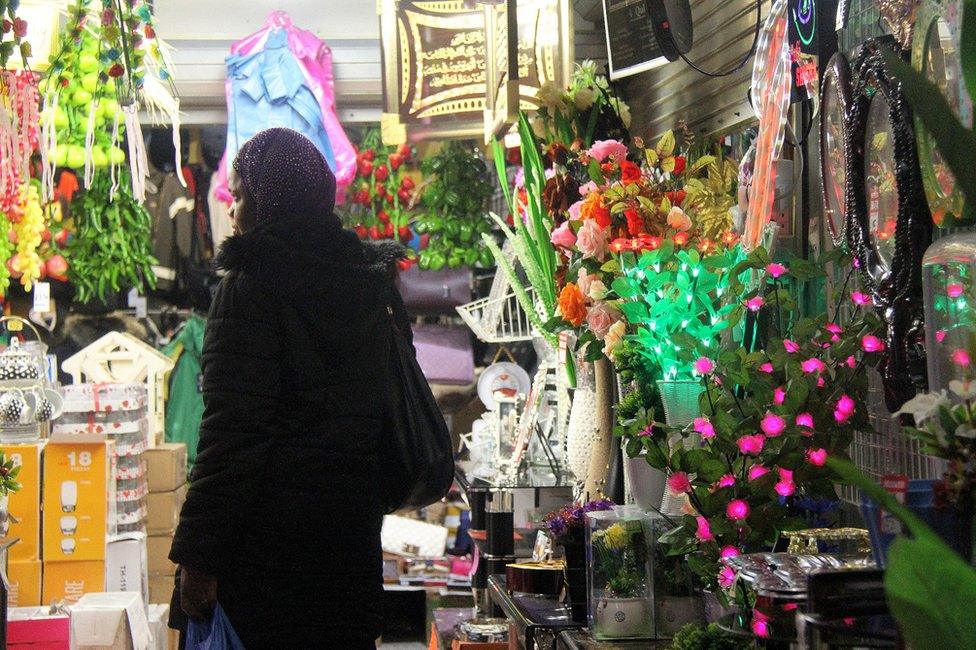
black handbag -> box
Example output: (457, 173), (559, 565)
(382, 302), (456, 513)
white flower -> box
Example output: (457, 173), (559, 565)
(531, 117), (547, 139)
(618, 101), (632, 128)
(574, 86), (596, 111)
(950, 379), (976, 400)
(956, 424), (976, 439)
(536, 81), (568, 111)
(894, 390), (949, 423)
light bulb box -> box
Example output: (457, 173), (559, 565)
(7, 559), (42, 607)
(42, 436), (116, 562)
(144, 443), (187, 493)
(2, 442), (44, 561)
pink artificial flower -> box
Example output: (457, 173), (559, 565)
(846, 355), (857, 369)
(766, 262), (788, 278)
(760, 362), (775, 374)
(825, 323), (844, 335)
(550, 221), (577, 248)
(718, 566), (737, 589)
(853, 257), (861, 269)
(936, 330), (948, 343)
(861, 335), (885, 353)
(737, 434), (766, 455)
(817, 376), (826, 388)
(576, 219), (609, 261)
(695, 516), (714, 542)
(836, 394), (856, 416)
(952, 348), (972, 367)
(947, 283), (965, 298)
(807, 448), (828, 467)
(668, 471), (692, 493)
(694, 357), (716, 375)
(694, 417), (716, 440)
(761, 412), (787, 437)
(774, 387), (786, 405)
(717, 474), (736, 488)
(568, 200), (584, 221)
(795, 412), (815, 429)
(851, 291), (873, 306)
(587, 139), (628, 163)
(784, 339), (800, 353)
(834, 408), (853, 424)
(748, 465), (770, 481)
(752, 611), (771, 638)
(802, 358), (826, 374)
(719, 546), (741, 559)
(775, 468), (795, 497)
(578, 181), (599, 196)
(576, 269), (595, 298)
(637, 423), (654, 438)
(745, 296), (765, 312)
(727, 499), (750, 521)
(586, 302), (622, 340)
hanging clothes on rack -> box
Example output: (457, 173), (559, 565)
(162, 314), (206, 470)
(213, 11), (356, 204)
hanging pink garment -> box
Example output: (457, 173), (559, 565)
(214, 11), (356, 205)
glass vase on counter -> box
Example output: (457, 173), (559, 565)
(922, 232), (976, 390)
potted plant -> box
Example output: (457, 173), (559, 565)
(587, 508), (654, 639)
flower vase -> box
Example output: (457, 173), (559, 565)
(624, 456), (667, 513)
(584, 357), (616, 500)
(562, 541), (589, 624)
(595, 597), (650, 638)
(566, 362), (598, 483)
(657, 380), (704, 515)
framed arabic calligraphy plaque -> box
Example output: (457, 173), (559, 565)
(378, 0), (572, 144)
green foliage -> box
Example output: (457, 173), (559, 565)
(669, 623), (747, 650)
(0, 451), (22, 496)
(829, 458), (976, 650)
(69, 171), (157, 304)
(417, 141), (494, 269)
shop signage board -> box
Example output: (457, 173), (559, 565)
(378, 0), (572, 144)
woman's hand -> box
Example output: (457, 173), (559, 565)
(180, 565), (218, 620)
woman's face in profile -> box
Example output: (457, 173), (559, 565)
(229, 168), (257, 234)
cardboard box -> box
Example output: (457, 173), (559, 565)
(42, 560), (105, 605)
(42, 439), (116, 562)
(71, 592), (152, 650)
(107, 532), (149, 605)
(145, 443), (187, 493)
(146, 484), (187, 535)
(8, 607), (70, 649)
(2, 443), (43, 561)
(147, 534), (177, 575)
(148, 573), (175, 605)
(8, 559), (42, 607)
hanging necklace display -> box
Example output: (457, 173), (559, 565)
(911, 0), (973, 227)
(845, 37), (933, 410)
(819, 53), (854, 248)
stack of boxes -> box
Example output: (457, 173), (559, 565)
(145, 443), (187, 604)
(4, 442), (43, 607)
(57, 384), (151, 535)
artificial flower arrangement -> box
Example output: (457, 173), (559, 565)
(547, 128), (742, 380)
(898, 374), (976, 518)
(544, 497), (616, 548)
(532, 60), (631, 148)
(615, 249), (886, 596)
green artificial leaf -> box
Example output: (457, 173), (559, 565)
(612, 277), (638, 299)
(588, 159), (604, 184)
(699, 459), (727, 483)
(885, 535), (976, 650)
(645, 441), (668, 469)
(621, 301), (650, 323)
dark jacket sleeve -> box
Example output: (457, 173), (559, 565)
(169, 271), (283, 574)
(389, 279), (414, 347)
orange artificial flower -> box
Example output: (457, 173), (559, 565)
(558, 283), (588, 327)
(579, 192), (612, 229)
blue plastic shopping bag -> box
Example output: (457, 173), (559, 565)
(186, 604), (246, 650)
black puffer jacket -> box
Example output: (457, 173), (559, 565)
(169, 216), (407, 645)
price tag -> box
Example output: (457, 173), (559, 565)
(33, 282), (51, 313)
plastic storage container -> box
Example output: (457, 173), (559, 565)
(922, 232), (976, 391)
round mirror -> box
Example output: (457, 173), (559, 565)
(864, 90), (899, 271)
(913, 6), (973, 226)
(819, 54), (851, 246)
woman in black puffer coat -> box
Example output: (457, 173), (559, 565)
(169, 128), (409, 649)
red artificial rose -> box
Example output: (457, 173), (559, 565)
(624, 207), (644, 236)
(601, 163), (615, 176)
(666, 190), (687, 206)
(13, 17), (28, 38)
(673, 231), (690, 246)
(672, 156), (687, 175)
(109, 63), (125, 78)
(375, 164), (389, 182)
(1, 20), (11, 34)
(620, 161), (642, 184)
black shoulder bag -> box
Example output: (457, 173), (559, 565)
(381, 285), (455, 513)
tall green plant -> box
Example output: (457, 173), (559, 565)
(485, 113), (559, 345)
